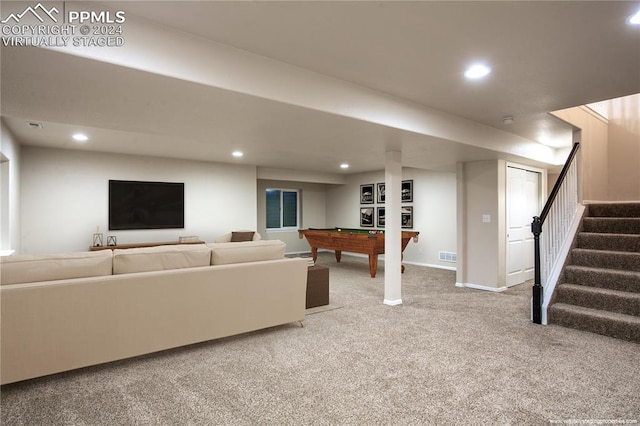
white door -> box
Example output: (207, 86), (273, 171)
(506, 167), (540, 287)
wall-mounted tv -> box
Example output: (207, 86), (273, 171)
(109, 180), (184, 230)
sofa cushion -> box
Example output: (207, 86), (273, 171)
(214, 231), (262, 243)
(0, 250), (113, 285)
(113, 244), (211, 274)
(208, 240), (285, 265)
(230, 231), (255, 242)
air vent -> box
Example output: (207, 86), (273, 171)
(438, 251), (457, 263)
(28, 122), (43, 129)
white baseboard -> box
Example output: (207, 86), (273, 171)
(459, 282), (508, 293)
(285, 250), (311, 256)
(334, 252), (457, 271)
(285, 250), (316, 256)
(339, 252), (371, 260)
(383, 299), (403, 306)
(583, 200), (640, 204)
(404, 260), (456, 271)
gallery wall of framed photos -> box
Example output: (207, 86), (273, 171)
(360, 180), (413, 229)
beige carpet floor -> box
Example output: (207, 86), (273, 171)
(2, 252), (639, 425)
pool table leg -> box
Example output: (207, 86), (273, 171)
(311, 247), (318, 263)
(335, 250), (342, 263)
(368, 254), (378, 278)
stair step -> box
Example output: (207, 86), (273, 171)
(548, 202), (640, 342)
(587, 203), (640, 218)
(564, 266), (640, 293)
(577, 232), (640, 252)
(583, 217), (640, 234)
(571, 248), (640, 272)
(548, 303), (640, 343)
(554, 283), (640, 316)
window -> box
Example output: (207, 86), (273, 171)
(266, 189), (299, 230)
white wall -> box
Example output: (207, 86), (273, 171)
(325, 168), (457, 268)
(20, 147), (257, 254)
(457, 160), (501, 289)
(403, 168), (457, 268)
(553, 94), (640, 202)
(0, 121), (21, 253)
(457, 159), (545, 291)
(257, 179), (327, 253)
(607, 93), (640, 201)
(551, 106), (609, 202)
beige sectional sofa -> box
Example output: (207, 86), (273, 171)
(0, 241), (308, 384)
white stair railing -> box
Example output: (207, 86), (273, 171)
(540, 157), (579, 286)
(532, 142), (581, 324)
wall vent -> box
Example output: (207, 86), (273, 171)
(438, 251), (457, 263)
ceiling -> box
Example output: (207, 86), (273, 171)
(2, 1), (639, 175)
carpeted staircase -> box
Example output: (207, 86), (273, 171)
(548, 203), (640, 343)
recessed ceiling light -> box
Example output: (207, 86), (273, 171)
(232, 151), (243, 158)
(464, 63), (491, 80)
(72, 133), (88, 142)
(627, 9), (640, 25)
(340, 163), (349, 169)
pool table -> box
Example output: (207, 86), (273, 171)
(298, 228), (419, 278)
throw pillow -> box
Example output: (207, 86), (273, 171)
(230, 231), (255, 242)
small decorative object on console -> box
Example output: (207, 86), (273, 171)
(92, 226), (103, 247)
(107, 236), (117, 246)
(179, 235), (201, 243)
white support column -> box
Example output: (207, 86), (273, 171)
(455, 162), (466, 288)
(384, 151), (402, 305)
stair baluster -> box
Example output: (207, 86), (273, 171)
(532, 142), (581, 324)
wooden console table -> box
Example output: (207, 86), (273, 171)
(90, 240), (205, 251)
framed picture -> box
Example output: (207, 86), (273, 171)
(377, 183), (385, 203)
(360, 207), (374, 227)
(402, 206), (413, 229)
(377, 207), (385, 227)
(360, 184), (374, 204)
(401, 180), (413, 203)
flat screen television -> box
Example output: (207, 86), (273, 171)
(109, 180), (184, 230)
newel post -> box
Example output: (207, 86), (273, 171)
(531, 216), (543, 324)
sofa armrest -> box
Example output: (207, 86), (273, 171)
(208, 240), (284, 265)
